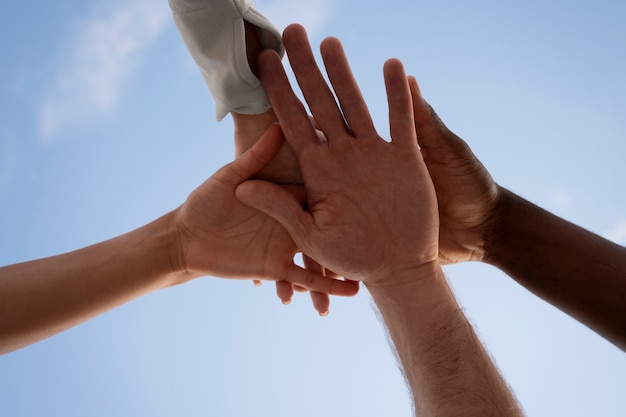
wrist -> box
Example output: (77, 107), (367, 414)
(365, 260), (445, 306)
(482, 186), (528, 267)
(164, 208), (200, 285)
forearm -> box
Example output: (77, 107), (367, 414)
(485, 187), (626, 350)
(0, 211), (185, 354)
(367, 265), (523, 417)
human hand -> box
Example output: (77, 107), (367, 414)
(408, 79), (500, 264)
(172, 123), (359, 306)
(236, 25), (439, 286)
(233, 21), (302, 185)
(233, 22), (337, 313)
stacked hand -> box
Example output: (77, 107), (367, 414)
(174, 122), (359, 298)
(236, 25), (440, 285)
(229, 20), (505, 310)
(233, 22), (347, 313)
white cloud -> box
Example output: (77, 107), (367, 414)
(604, 220), (626, 245)
(259, 0), (335, 38)
(39, 0), (171, 142)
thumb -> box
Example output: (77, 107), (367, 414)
(226, 123), (284, 183)
(408, 76), (441, 148)
(235, 180), (312, 246)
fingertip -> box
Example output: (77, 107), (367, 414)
(384, 57), (404, 69)
(276, 280), (294, 306)
(283, 23), (306, 38)
(332, 279), (360, 297)
(320, 35), (342, 49)
(253, 280), (262, 287)
(259, 49), (283, 80)
(234, 180), (255, 204)
(310, 291), (330, 316)
(258, 122), (284, 151)
(259, 48), (281, 62)
(319, 36), (346, 62)
(384, 59), (409, 90)
(319, 310), (329, 317)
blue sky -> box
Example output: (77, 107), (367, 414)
(1, 0), (625, 416)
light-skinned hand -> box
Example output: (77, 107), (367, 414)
(174, 122), (359, 299)
(236, 24), (440, 286)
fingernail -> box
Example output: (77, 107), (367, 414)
(319, 310), (329, 317)
(282, 299), (291, 305)
(253, 280), (262, 287)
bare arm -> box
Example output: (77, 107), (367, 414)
(237, 24), (523, 416)
(0, 212), (181, 354)
(368, 267), (521, 416)
(408, 79), (626, 350)
(0, 126), (357, 355)
(485, 187), (626, 350)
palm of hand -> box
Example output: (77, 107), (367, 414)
(298, 140), (439, 284)
(178, 161), (297, 281)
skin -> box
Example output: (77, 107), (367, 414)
(237, 24), (524, 416)
(406, 74), (626, 351)
(232, 21), (335, 315)
(242, 17), (626, 349)
(0, 125), (358, 355)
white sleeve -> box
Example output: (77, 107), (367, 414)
(169, 0), (284, 121)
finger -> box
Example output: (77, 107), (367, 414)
(303, 255), (330, 316)
(216, 123), (284, 185)
(408, 76), (447, 149)
(236, 179), (313, 253)
(408, 76), (429, 129)
(259, 49), (320, 154)
(293, 285), (308, 293)
(319, 37), (376, 138)
(276, 281), (294, 305)
(284, 264), (360, 297)
(311, 292), (330, 316)
(323, 269), (342, 280)
(282, 24), (350, 139)
(384, 59), (417, 149)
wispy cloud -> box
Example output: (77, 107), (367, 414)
(39, 0), (171, 142)
(261, 0), (336, 38)
(604, 220), (626, 245)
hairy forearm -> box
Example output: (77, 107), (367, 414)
(0, 211), (184, 354)
(367, 266), (523, 417)
(485, 187), (626, 350)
